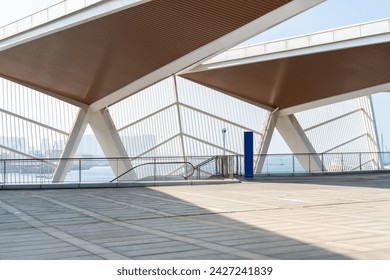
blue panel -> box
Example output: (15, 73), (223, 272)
(244, 131), (253, 178)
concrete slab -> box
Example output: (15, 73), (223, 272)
(1, 173), (390, 259)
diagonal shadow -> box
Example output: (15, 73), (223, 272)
(0, 184), (356, 260)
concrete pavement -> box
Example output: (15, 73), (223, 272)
(1, 173), (390, 259)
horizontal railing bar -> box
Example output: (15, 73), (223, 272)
(1, 151), (390, 161)
(1, 152), (389, 186)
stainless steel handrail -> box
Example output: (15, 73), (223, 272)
(110, 161), (195, 182)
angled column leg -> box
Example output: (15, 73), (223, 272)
(52, 107), (89, 182)
(359, 96), (382, 169)
(88, 108), (137, 181)
(254, 109), (279, 174)
(276, 114), (323, 172)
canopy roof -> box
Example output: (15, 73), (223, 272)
(0, 0), (291, 105)
(181, 41), (390, 109)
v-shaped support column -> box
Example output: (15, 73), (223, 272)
(254, 110), (323, 174)
(88, 108), (136, 180)
(52, 107), (89, 183)
(254, 109), (279, 173)
(359, 96), (382, 169)
(52, 107), (136, 182)
(276, 114), (323, 172)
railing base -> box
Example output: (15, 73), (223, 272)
(0, 178), (240, 190)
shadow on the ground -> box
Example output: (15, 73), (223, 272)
(249, 172), (390, 189)
(0, 186), (352, 260)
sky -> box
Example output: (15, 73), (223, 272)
(1, 0), (390, 153)
(242, 0), (390, 45)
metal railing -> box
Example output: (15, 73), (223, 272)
(0, 0), (103, 40)
(205, 18), (390, 65)
(257, 152), (388, 175)
(0, 152), (389, 186)
(110, 161), (195, 182)
(0, 155), (242, 186)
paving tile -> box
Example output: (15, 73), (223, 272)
(1, 176), (390, 259)
(98, 237), (169, 247)
(135, 249), (235, 260)
(0, 245), (88, 259)
(122, 244), (201, 258)
(235, 239), (303, 251)
(273, 248), (347, 260)
(109, 240), (189, 253)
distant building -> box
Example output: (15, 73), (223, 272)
(77, 134), (103, 156)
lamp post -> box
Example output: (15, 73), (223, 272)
(221, 128), (227, 177)
(222, 128), (227, 156)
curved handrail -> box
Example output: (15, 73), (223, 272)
(110, 161), (195, 183)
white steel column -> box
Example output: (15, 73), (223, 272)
(88, 108), (136, 180)
(52, 107), (89, 182)
(173, 75), (186, 158)
(254, 108), (279, 173)
(360, 96), (382, 168)
(276, 114), (323, 172)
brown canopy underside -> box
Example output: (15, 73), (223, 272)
(0, 0), (291, 105)
(181, 42), (390, 109)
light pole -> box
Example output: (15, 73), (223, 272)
(221, 128), (227, 177)
(222, 128), (227, 156)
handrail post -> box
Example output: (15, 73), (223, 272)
(236, 155), (239, 176)
(40, 159), (43, 185)
(308, 154), (311, 173)
(378, 152), (380, 171)
(3, 160), (5, 188)
(221, 155), (224, 177)
(185, 157), (188, 178)
(240, 155), (242, 176)
(154, 158), (156, 181)
(321, 153), (324, 173)
(292, 154), (295, 174)
(359, 153), (362, 171)
(78, 158), (81, 183)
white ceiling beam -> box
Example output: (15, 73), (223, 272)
(188, 19), (390, 73)
(0, 0), (152, 51)
(279, 82), (390, 116)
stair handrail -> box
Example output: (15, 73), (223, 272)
(110, 161), (195, 183)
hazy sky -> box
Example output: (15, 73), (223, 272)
(1, 0), (390, 152)
(243, 0), (390, 45)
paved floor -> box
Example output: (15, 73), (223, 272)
(1, 173), (390, 260)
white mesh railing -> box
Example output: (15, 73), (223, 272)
(1, 152), (389, 186)
(205, 18), (390, 65)
(0, 0), (103, 40)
